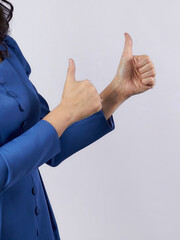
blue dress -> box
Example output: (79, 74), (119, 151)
(0, 35), (115, 240)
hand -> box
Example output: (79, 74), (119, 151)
(112, 32), (156, 99)
(60, 58), (102, 123)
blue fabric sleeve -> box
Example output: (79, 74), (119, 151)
(0, 119), (61, 195)
(49, 110), (115, 166)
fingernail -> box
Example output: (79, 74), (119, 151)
(69, 58), (72, 65)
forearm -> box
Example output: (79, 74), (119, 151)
(99, 79), (128, 120)
(43, 103), (73, 138)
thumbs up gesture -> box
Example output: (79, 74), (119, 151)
(112, 33), (156, 98)
(60, 58), (103, 124)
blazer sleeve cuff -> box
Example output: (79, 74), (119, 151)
(98, 109), (115, 131)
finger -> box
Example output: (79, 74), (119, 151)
(138, 62), (154, 74)
(136, 55), (151, 68)
(122, 32), (133, 59)
(141, 69), (156, 79)
(142, 77), (156, 86)
(66, 58), (76, 82)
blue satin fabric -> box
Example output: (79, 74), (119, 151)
(0, 35), (115, 239)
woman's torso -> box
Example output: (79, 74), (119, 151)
(0, 35), (61, 240)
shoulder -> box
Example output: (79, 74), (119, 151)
(3, 34), (32, 77)
(3, 34), (18, 48)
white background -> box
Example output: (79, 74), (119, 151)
(9, 0), (180, 239)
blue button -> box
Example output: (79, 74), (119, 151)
(18, 103), (24, 112)
(22, 120), (27, 129)
(35, 206), (40, 216)
(32, 186), (37, 195)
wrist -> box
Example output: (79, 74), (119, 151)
(108, 79), (129, 105)
(42, 103), (74, 138)
(56, 102), (74, 127)
(111, 77), (131, 102)
(99, 81), (126, 120)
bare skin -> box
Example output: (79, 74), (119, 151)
(99, 32), (156, 120)
(44, 32), (156, 138)
(43, 59), (103, 137)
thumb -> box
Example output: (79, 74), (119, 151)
(122, 32), (133, 59)
(66, 58), (76, 82)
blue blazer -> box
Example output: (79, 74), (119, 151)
(0, 35), (115, 240)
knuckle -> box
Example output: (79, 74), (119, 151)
(81, 79), (90, 89)
(149, 77), (154, 84)
(147, 58), (151, 63)
(152, 77), (156, 84)
(143, 54), (149, 59)
(150, 77), (156, 86)
(91, 85), (97, 92)
(84, 79), (90, 84)
(151, 70), (156, 76)
(149, 62), (154, 69)
(144, 55), (151, 62)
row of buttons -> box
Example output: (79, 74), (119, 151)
(32, 186), (40, 236)
(32, 185), (39, 216)
(31, 186), (40, 215)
